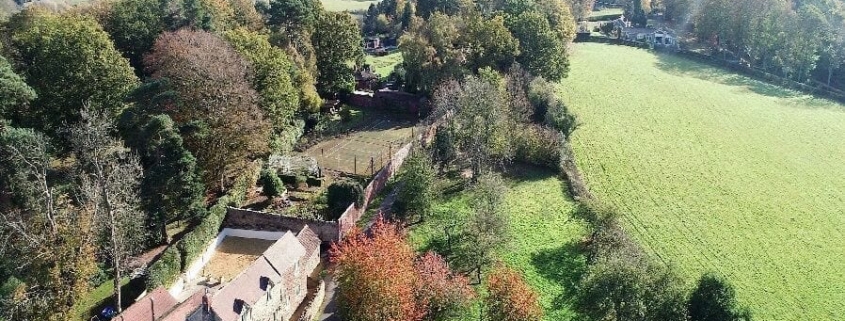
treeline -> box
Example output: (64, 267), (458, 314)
(0, 0), (362, 319)
(655, 0), (845, 88)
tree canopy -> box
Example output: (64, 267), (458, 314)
(142, 29), (271, 191)
(6, 8), (138, 141)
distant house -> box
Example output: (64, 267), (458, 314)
(364, 36), (381, 50)
(354, 66), (380, 91)
(120, 226), (321, 321)
(621, 26), (678, 48)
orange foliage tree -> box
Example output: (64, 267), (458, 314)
(485, 264), (544, 321)
(330, 220), (474, 321)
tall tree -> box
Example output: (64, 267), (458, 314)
(0, 127), (98, 321)
(0, 54), (36, 119)
(119, 111), (206, 245)
(312, 11), (364, 95)
(331, 220), (424, 321)
(485, 265), (543, 321)
(461, 14), (520, 72)
(6, 8), (138, 141)
(506, 10), (570, 81)
(143, 30), (271, 191)
(432, 76), (512, 175)
(455, 173), (509, 283)
(71, 108), (145, 313)
(224, 29), (302, 153)
(103, 0), (166, 75)
(393, 152), (436, 223)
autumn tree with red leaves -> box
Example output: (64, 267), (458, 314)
(485, 265), (544, 321)
(415, 252), (475, 320)
(330, 220), (475, 321)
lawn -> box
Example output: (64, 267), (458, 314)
(302, 109), (414, 175)
(321, 0), (378, 12)
(365, 52), (403, 77)
(408, 168), (588, 321)
(588, 6), (623, 19)
(559, 43), (845, 321)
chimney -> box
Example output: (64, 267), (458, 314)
(150, 297), (156, 321)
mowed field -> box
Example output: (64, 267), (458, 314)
(409, 168), (588, 320)
(560, 43), (845, 320)
(365, 52), (403, 77)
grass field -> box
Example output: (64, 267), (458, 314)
(408, 168), (588, 320)
(303, 109), (413, 175)
(588, 7), (623, 18)
(365, 52), (403, 77)
(321, 0), (378, 12)
(559, 43), (845, 320)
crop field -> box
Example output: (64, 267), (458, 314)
(559, 43), (845, 320)
(302, 111), (413, 175)
(408, 168), (588, 320)
(365, 52), (403, 77)
(321, 0), (378, 12)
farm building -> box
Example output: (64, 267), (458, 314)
(116, 226), (321, 321)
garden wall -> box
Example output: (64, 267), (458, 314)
(337, 141), (412, 238)
(224, 207), (340, 242)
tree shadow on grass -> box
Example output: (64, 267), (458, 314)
(531, 241), (588, 310)
(653, 52), (802, 99)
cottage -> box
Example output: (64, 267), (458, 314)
(120, 226), (321, 321)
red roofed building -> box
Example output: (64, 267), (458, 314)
(114, 288), (178, 321)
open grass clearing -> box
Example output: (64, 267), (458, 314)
(408, 167), (588, 321)
(365, 52), (403, 77)
(560, 43), (845, 321)
(588, 7), (623, 19)
(321, 0), (378, 12)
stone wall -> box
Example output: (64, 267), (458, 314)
(224, 207), (339, 242)
(298, 280), (326, 321)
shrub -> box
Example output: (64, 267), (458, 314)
(326, 179), (364, 220)
(260, 168), (285, 197)
(513, 125), (562, 170)
(145, 246), (181, 290)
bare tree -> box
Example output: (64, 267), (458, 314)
(71, 107), (145, 312)
(0, 127), (98, 321)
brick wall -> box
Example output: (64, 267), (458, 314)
(337, 142), (412, 238)
(224, 207), (339, 242)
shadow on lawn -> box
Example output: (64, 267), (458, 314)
(530, 241), (588, 310)
(653, 53), (801, 99)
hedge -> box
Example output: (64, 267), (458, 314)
(144, 161), (262, 291)
(145, 246), (181, 290)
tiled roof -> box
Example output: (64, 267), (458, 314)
(158, 289), (207, 321)
(263, 232), (306, 273)
(211, 258), (281, 321)
(115, 288), (178, 321)
(296, 225), (321, 258)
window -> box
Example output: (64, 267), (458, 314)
(294, 261), (300, 277)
